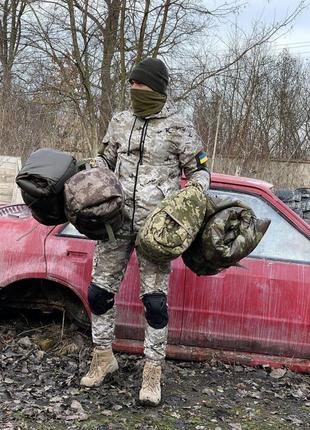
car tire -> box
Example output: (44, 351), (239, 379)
(275, 187), (310, 225)
(274, 188), (296, 202)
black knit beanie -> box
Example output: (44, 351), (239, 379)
(129, 58), (169, 95)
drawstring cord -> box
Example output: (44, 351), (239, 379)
(127, 116), (137, 156)
(131, 119), (149, 231)
(139, 120), (149, 165)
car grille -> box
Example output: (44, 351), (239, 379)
(0, 204), (30, 218)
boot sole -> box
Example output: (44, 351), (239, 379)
(138, 397), (161, 407)
(139, 391), (161, 407)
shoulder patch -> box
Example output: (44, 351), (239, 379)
(196, 151), (209, 165)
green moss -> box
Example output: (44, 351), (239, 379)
(7, 403), (301, 430)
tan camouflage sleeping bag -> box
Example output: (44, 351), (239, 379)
(135, 183), (207, 262)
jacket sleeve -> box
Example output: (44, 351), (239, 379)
(96, 115), (119, 171)
(174, 120), (210, 194)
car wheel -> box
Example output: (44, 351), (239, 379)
(275, 187), (310, 224)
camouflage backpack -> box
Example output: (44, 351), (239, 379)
(182, 196), (271, 275)
(135, 183), (207, 263)
(64, 167), (124, 240)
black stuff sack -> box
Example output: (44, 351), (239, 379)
(16, 148), (77, 225)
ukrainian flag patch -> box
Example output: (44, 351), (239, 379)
(196, 151), (208, 165)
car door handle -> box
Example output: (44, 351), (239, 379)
(66, 250), (88, 260)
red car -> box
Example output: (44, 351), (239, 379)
(1, 173), (310, 372)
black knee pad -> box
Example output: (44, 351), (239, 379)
(88, 282), (115, 315)
(142, 293), (169, 329)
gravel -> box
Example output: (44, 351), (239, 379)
(1, 312), (310, 430)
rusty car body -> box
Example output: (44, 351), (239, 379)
(1, 173), (310, 372)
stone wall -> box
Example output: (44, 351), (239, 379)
(0, 156), (23, 204)
(212, 157), (310, 189)
(0, 154), (309, 205)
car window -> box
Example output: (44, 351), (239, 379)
(59, 223), (87, 238)
(209, 189), (310, 263)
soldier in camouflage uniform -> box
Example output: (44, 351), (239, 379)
(80, 57), (210, 406)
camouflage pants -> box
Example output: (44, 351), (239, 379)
(91, 234), (170, 361)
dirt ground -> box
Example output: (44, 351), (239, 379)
(0, 312), (310, 430)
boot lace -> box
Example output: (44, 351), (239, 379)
(143, 364), (160, 392)
(87, 351), (106, 378)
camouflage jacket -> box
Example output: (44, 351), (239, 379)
(98, 106), (210, 232)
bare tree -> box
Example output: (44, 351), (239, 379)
(193, 45), (310, 182)
(1, 0), (309, 169)
(0, 0), (29, 97)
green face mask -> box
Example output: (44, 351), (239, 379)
(130, 88), (167, 118)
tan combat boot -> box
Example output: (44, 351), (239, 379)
(80, 347), (118, 387)
(139, 359), (162, 406)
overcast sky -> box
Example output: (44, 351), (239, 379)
(207, 0), (310, 58)
(233, 0), (310, 57)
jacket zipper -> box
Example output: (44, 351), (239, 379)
(130, 119), (148, 232)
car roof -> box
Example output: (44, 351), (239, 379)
(211, 172), (273, 191)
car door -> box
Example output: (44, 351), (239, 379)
(114, 253), (186, 346)
(180, 188), (310, 359)
(0, 207), (51, 286)
(45, 223), (185, 345)
(45, 223), (95, 307)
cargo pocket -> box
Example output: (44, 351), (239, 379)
(155, 208), (191, 249)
